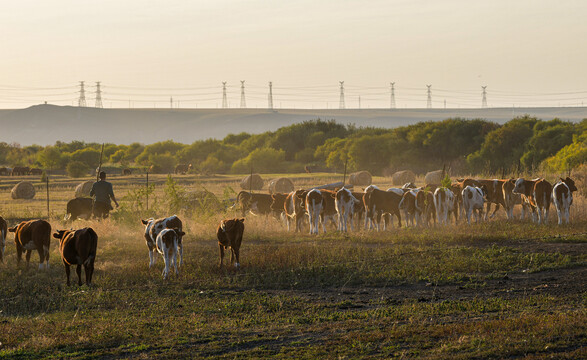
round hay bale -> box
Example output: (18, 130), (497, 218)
(11, 181), (35, 199)
(391, 170), (416, 185)
(75, 180), (94, 198)
(268, 178), (294, 194)
(240, 174), (264, 190)
(348, 171), (372, 186)
(424, 170), (445, 185)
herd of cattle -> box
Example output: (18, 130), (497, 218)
(0, 166), (43, 176)
(0, 213), (244, 284)
(234, 176), (579, 233)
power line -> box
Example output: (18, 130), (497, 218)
(339, 81), (345, 109)
(95, 82), (103, 108)
(240, 80), (246, 108)
(78, 81), (86, 107)
(426, 85), (432, 109)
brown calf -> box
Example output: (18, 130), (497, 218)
(512, 178), (553, 224)
(53, 228), (98, 286)
(364, 188), (403, 230)
(122, 168), (132, 175)
(175, 163), (192, 174)
(235, 191), (273, 217)
(8, 219), (51, 269)
(217, 218), (245, 268)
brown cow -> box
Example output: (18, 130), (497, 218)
(0, 167), (9, 176)
(53, 228), (98, 286)
(8, 219), (51, 269)
(175, 163), (192, 174)
(270, 192), (288, 220)
(234, 191), (273, 217)
(502, 179), (529, 220)
(286, 190), (308, 232)
(29, 168), (43, 175)
(364, 188), (403, 230)
(122, 168), (132, 175)
(0, 216), (7, 262)
(65, 198), (94, 221)
(217, 218), (245, 268)
(512, 178), (553, 224)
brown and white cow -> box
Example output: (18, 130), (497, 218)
(364, 188), (403, 230)
(141, 215), (184, 268)
(270, 192), (288, 221)
(552, 177), (577, 225)
(502, 179), (529, 220)
(156, 228), (184, 279)
(305, 189), (326, 234)
(319, 189), (338, 232)
(512, 178), (553, 224)
(418, 190), (436, 226)
(29, 168), (43, 175)
(462, 185), (487, 224)
(0, 216), (7, 262)
(452, 179), (481, 220)
(434, 187), (457, 225)
(287, 190), (308, 232)
(8, 219), (51, 269)
(234, 191), (274, 217)
(475, 179), (510, 219)
(217, 218), (245, 268)
(351, 192), (366, 229)
(53, 228), (98, 286)
(399, 189), (422, 227)
(175, 163), (192, 174)
(335, 188), (360, 232)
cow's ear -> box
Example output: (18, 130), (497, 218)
(178, 231), (185, 237)
(239, 218), (245, 223)
(271, 194), (276, 199)
(8, 227), (16, 232)
(141, 219), (149, 225)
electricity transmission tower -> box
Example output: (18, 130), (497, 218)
(481, 86), (487, 108)
(339, 81), (345, 109)
(78, 81), (86, 107)
(222, 82), (228, 108)
(268, 81), (273, 109)
(240, 81), (246, 108)
(390, 82), (396, 109)
(426, 85), (432, 109)
(95, 82), (103, 108)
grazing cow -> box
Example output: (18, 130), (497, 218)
(156, 228), (184, 279)
(141, 215), (184, 268)
(286, 190), (308, 232)
(434, 187), (457, 225)
(29, 168), (43, 175)
(0, 216), (6, 262)
(452, 179), (481, 219)
(0, 167), (9, 176)
(419, 190), (436, 226)
(399, 189), (424, 227)
(306, 189), (326, 234)
(122, 168), (132, 175)
(336, 188), (359, 232)
(234, 191), (273, 217)
(53, 228), (98, 286)
(175, 163), (192, 175)
(319, 189), (338, 231)
(552, 177), (577, 225)
(362, 185), (380, 230)
(11, 166), (30, 176)
(351, 192), (365, 229)
(364, 188), (402, 230)
(476, 179), (509, 219)
(8, 219), (51, 269)
(462, 186), (487, 224)
(512, 178), (553, 224)
(217, 218), (245, 268)
(65, 197), (94, 221)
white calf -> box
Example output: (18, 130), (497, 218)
(552, 177), (577, 225)
(306, 189), (325, 235)
(336, 188), (359, 232)
(462, 186), (486, 224)
(155, 228), (184, 279)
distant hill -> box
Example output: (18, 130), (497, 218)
(0, 104), (585, 146)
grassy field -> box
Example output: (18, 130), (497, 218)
(0, 173), (585, 359)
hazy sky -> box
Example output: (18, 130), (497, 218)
(1, 0), (586, 109)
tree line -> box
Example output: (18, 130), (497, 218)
(1, 116), (585, 177)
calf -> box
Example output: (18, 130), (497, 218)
(65, 197), (94, 221)
(434, 188), (456, 225)
(175, 163), (192, 174)
(53, 228), (98, 286)
(319, 189), (338, 232)
(306, 189), (326, 235)
(512, 178), (553, 224)
(364, 188), (402, 231)
(502, 179), (529, 220)
(8, 219), (51, 269)
(552, 177), (577, 225)
(336, 188), (359, 232)
(217, 218), (245, 268)
(462, 186), (487, 224)
(419, 190), (436, 226)
(0, 216), (6, 262)
(399, 190), (421, 227)
(141, 215), (184, 268)
(287, 190), (308, 232)
(270, 192), (288, 221)
(477, 179), (509, 219)
(156, 228), (184, 279)
(234, 191), (273, 217)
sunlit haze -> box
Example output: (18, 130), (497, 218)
(1, 0), (586, 109)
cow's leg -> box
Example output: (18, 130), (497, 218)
(218, 244), (225, 268)
(173, 246), (179, 275)
(76, 264), (83, 286)
(320, 214), (327, 234)
(85, 260), (94, 285)
(490, 203), (500, 218)
(25, 250), (32, 269)
(65, 263), (71, 286)
(148, 249), (155, 267)
(233, 248), (240, 269)
(178, 240), (183, 267)
(16, 245), (22, 267)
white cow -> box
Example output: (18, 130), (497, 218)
(155, 228), (184, 279)
(305, 189), (325, 235)
(462, 185), (486, 224)
(335, 188), (360, 232)
(434, 187), (456, 225)
(552, 177), (577, 225)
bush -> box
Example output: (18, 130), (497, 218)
(67, 161), (90, 178)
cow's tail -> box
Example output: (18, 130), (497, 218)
(84, 228), (98, 266)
